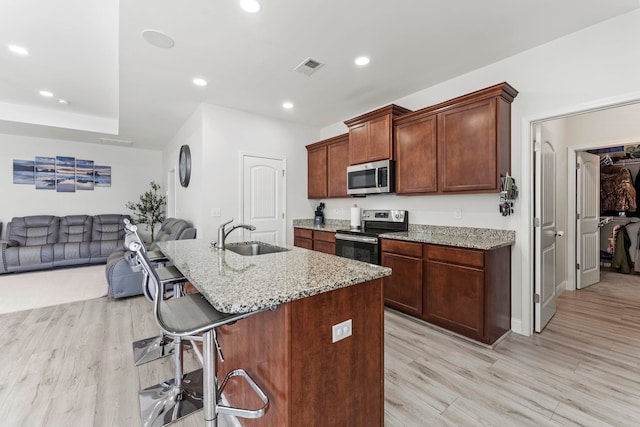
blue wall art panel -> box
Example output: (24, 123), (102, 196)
(56, 156), (76, 192)
(13, 160), (34, 184)
(35, 156), (56, 190)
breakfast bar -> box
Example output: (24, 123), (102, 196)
(156, 239), (391, 427)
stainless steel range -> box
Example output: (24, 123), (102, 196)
(335, 210), (408, 265)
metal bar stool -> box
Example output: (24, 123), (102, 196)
(127, 232), (269, 427)
(123, 219), (190, 366)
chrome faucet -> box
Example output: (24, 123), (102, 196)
(214, 218), (256, 250)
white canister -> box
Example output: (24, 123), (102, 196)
(350, 205), (361, 229)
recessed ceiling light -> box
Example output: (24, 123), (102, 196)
(58, 99), (69, 105)
(141, 29), (175, 49)
(282, 102), (294, 109)
(240, 0), (261, 13)
(8, 44), (29, 55)
(193, 78), (207, 87)
(355, 56), (370, 66)
(39, 90), (54, 97)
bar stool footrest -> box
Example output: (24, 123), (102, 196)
(217, 369), (269, 419)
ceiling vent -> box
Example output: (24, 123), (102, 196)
(99, 137), (133, 147)
(294, 57), (325, 76)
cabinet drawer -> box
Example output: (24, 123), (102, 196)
(426, 245), (483, 268)
(294, 228), (313, 239)
(314, 240), (335, 255)
(314, 230), (336, 243)
(381, 239), (423, 258)
(294, 237), (313, 250)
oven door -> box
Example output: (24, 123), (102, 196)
(335, 233), (380, 265)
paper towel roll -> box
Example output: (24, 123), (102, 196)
(350, 206), (361, 229)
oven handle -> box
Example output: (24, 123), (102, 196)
(335, 233), (379, 244)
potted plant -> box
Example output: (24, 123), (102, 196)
(126, 181), (166, 241)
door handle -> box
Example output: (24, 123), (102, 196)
(555, 231), (564, 237)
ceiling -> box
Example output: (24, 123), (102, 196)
(1, 0), (639, 150)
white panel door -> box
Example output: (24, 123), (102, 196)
(242, 154), (286, 245)
(534, 124), (558, 332)
(577, 151), (601, 289)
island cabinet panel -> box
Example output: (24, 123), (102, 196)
(307, 144), (328, 199)
(217, 279), (384, 427)
(423, 244), (511, 344)
(306, 133), (349, 199)
(394, 113), (438, 194)
(344, 104), (412, 165)
(293, 227), (313, 250)
(381, 239), (423, 317)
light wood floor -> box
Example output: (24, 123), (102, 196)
(0, 289), (639, 426)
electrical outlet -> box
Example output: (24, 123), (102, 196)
(211, 208), (221, 217)
(332, 319), (352, 343)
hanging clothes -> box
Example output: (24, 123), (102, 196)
(601, 166), (637, 212)
(612, 225), (632, 273)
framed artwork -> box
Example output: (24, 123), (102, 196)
(94, 165), (111, 187)
(75, 159), (95, 190)
(35, 156), (56, 190)
(13, 160), (34, 184)
(56, 156), (76, 192)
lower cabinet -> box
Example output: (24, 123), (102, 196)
(380, 239), (423, 317)
(293, 228), (336, 255)
(381, 238), (511, 345)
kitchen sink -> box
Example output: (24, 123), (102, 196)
(225, 241), (290, 256)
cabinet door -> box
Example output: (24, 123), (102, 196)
(395, 114), (437, 194)
(349, 123), (369, 165)
(381, 252), (423, 317)
(424, 259), (484, 340)
(368, 115), (392, 162)
(307, 145), (327, 198)
(438, 98), (497, 193)
(327, 139), (349, 197)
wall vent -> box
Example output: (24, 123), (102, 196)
(294, 57), (325, 76)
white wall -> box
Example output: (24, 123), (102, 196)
(0, 133), (162, 237)
(165, 104), (320, 243)
(319, 9), (640, 335)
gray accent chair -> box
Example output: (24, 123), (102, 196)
(105, 218), (196, 299)
(0, 214), (130, 274)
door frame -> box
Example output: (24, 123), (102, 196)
(524, 91), (640, 336)
(238, 151), (287, 244)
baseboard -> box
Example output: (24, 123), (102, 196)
(510, 318), (522, 335)
(556, 280), (567, 295)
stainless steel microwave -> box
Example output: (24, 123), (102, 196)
(347, 159), (395, 195)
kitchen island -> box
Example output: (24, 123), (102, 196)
(156, 239), (391, 427)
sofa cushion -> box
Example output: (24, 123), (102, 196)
(58, 215), (93, 243)
(89, 214), (130, 262)
(5, 243), (55, 271)
(7, 215), (59, 246)
(148, 218), (196, 250)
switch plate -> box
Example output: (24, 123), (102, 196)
(211, 208), (221, 217)
(332, 319), (352, 343)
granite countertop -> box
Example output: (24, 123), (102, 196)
(381, 225), (515, 250)
(293, 219), (515, 250)
(156, 239), (391, 314)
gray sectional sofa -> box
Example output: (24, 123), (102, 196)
(105, 218), (196, 299)
(0, 214), (130, 274)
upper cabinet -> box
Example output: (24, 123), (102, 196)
(306, 134), (350, 199)
(394, 82), (518, 195)
(344, 105), (412, 165)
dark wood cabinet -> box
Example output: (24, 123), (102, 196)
(293, 227), (336, 255)
(344, 104), (411, 165)
(306, 134), (349, 199)
(394, 113), (438, 194)
(293, 228), (313, 250)
(380, 238), (511, 345)
(381, 239), (423, 317)
(423, 244), (511, 344)
(313, 230), (336, 255)
(393, 82), (518, 195)
(327, 137), (349, 198)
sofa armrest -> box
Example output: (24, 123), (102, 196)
(0, 240), (19, 274)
